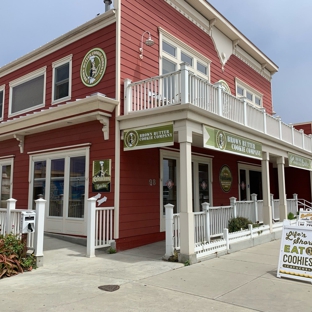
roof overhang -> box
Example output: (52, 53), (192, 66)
(185, 0), (278, 74)
(0, 94), (119, 143)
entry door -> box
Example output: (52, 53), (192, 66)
(30, 149), (89, 235)
(239, 166), (262, 200)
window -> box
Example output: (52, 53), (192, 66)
(159, 28), (211, 80)
(52, 55), (72, 104)
(0, 85), (4, 120)
(0, 159), (13, 208)
(30, 148), (88, 220)
(235, 78), (263, 107)
(9, 67), (46, 116)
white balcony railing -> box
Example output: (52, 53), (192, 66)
(124, 64), (312, 153)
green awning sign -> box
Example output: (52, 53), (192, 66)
(288, 152), (312, 171)
(124, 123), (174, 151)
(203, 125), (262, 159)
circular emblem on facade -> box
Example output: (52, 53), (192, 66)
(80, 48), (107, 87)
(124, 130), (139, 148)
(216, 130), (226, 150)
(219, 165), (232, 193)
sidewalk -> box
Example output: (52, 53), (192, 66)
(1, 236), (312, 312)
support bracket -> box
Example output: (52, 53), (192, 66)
(14, 134), (24, 153)
(97, 116), (109, 140)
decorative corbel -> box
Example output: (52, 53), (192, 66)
(232, 39), (239, 52)
(14, 134), (24, 153)
(209, 18), (217, 34)
(261, 63), (267, 72)
(97, 116), (109, 140)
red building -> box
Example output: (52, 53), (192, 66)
(0, 0), (311, 261)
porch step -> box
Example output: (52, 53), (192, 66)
(44, 232), (87, 246)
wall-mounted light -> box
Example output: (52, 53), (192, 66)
(139, 31), (155, 59)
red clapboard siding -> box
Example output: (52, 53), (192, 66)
(294, 123), (312, 135)
(1, 120), (116, 208)
(120, 0), (273, 114)
(0, 23), (116, 122)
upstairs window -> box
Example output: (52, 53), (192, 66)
(0, 85), (4, 120)
(52, 55), (72, 104)
(9, 67), (46, 116)
(235, 78), (263, 107)
(159, 28), (211, 81)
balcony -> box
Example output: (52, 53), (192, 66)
(124, 64), (312, 153)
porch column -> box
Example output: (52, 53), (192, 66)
(261, 151), (272, 231)
(277, 156), (287, 221)
(178, 126), (196, 264)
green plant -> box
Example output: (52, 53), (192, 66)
(228, 217), (253, 233)
(0, 234), (36, 278)
(184, 260), (190, 266)
(107, 247), (116, 254)
(167, 249), (178, 262)
(288, 212), (296, 220)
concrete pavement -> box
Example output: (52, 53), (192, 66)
(1, 236), (312, 311)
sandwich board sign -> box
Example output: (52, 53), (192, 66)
(277, 220), (312, 283)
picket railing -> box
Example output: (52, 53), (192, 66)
(86, 197), (115, 257)
(164, 194), (301, 259)
(124, 64), (312, 153)
(0, 198), (46, 266)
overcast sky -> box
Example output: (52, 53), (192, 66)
(0, 1), (310, 124)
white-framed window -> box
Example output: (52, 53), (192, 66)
(235, 78), (263, 107)
(0, 85), (4, 120)
(159, 28), (211, 80)
(0, 158), (13, 208)
(52, 55), (72, 104)
(9, 67), (46, 116)
(29, 148), (89, 220)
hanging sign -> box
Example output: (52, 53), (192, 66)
(124, 123), (174, 151)
(80, 48), (107, 87)
(219, 165), (232, 192)
(203, 125), (262, 159)
(288, 152), (312, 171)
(92, 159), (111, 192)
(277, 221), (312, 283)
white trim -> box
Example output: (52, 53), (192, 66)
(0, 158), (14, 208)
(51, 55), (73, 105)
(0, 84), (4, 121)
(0, 155), (15, 160)
(9, 67), (47, 117)
(159, 27), (211, 81)
(235, 77), (263, 107)
(0, 11), (116, 78)
(27, 143), (92, 155)
(28, 147), (90, 234)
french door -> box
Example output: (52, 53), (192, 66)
(160, 151), (212, 230)
(238, 164), (262, 201)
(29, 148), (89, 235)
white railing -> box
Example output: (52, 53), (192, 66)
(0, 198), (46, 266)
(164, 193), (301, 258)
(124, 64), (312, 153)
(86, 197), (114, 258)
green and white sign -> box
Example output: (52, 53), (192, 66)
(124, 123), (174, 151)
(203, 125), (262, 159)
(288, 152), (312, 171)
(277, 221), (312, 283)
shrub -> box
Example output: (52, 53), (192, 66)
(0, 234), (36, 278)
(228, 217), (253, 233)
(287, 212), (296, 220)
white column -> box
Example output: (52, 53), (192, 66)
(180, 63), (189, 104)
(87, 197), (97, 258)
(230, 197), (237, 218)
(34, 198), (46, 267)
(178, 125), (196, 264)
(277, 156), (287, 221)
(202, 202), (210, 243)
(261, 152), (272, 231)
(124, 78), (132, 115)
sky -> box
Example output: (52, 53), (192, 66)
(0, 0), (311, 124)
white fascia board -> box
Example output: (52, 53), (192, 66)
(184, 0), (279, 73)
(0, 10), (116, 78)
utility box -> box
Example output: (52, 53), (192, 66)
(20, 211), (36, 234)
